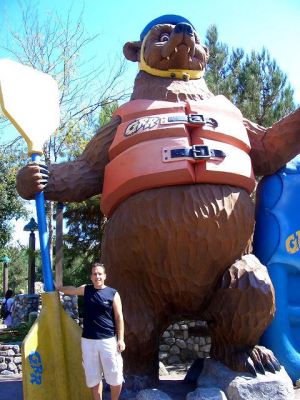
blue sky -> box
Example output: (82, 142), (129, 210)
(1, 0), (300, 104)
(1, 0), (300, 245)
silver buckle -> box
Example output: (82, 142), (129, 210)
(192, 145), (210, 159)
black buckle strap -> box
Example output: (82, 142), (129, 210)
(165, 114), (218, 128)
(169, 145), (226, 161)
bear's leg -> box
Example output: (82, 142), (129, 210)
(121, 295), (162, 389)
(204, 254), (281, 375)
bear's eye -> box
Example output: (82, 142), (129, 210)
(160, 33), (170, 42)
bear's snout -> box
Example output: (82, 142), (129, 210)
(174, 22), (194, 36)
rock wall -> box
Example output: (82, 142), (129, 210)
(159, 320), (211, 365)
(0, 343), (22, 376)
(4, 296), (212, 373)
(11, 294), (39, 327)
(11, 293), (79, 327)
(59, 294), (80, 323)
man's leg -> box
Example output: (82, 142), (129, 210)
(81, 338), (104, 399)
(99, 337), (123, 399)
(91, 381), (103, 400)
(110, 384), (122, 400)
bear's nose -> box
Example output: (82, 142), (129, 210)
(174, 22), (193, 36)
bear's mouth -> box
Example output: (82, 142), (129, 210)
(157, 42), (205, 72)
(163, 43), (195, 69)
(162, 39), (195, 58)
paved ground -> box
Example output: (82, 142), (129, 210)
(0, 376), (22, 400)
(1, 374), (300, 400)
(104, 374), (196, 400)
(0, 375), (195, 400)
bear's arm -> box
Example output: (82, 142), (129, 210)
(245, 107), (300, 176)
(16, 116), (120, 202)
(44, 116), (121, 202)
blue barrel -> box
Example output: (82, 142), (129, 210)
(254, 155), (300, 383)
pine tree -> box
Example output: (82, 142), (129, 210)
(205, 25), (296, 126)
(0, 149), (27, 247)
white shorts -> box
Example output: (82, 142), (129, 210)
(81, 336), (123, 387)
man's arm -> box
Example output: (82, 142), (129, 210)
(113, 292), (125, 352)
(57, 285), (86, 296)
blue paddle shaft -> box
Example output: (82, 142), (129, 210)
(31, 153), (54, 292)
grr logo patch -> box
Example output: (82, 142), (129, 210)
(124, 116), (160, 136)
(29, 351), (43, 385)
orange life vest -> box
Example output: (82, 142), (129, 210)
(101, 96), (255, 217)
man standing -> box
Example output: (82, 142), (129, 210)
(57, 263), (125, 400)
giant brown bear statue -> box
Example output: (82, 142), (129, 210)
(17, 15), (300, 384)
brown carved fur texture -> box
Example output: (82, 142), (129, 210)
(102, 185), (260, 375)
(206, 255), (276, 372)
(15, 18), (300, 381)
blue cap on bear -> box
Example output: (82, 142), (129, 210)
(140, 14), (195, 40)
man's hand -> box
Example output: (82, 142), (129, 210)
(117, 339), (126, 353)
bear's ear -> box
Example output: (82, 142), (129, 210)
(123, 41), (142, 62)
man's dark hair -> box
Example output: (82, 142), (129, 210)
(91, 262), (106, 274)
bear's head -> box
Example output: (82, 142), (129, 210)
(123, 15), (212, 102)
(124, 15), (209, 82)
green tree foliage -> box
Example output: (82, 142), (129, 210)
(0, 1), (129, 259)
(0, 150), (27, 247)
(56, 102), (117, 283)
(64, 197), (104, 261)
(99, 101), (119, 128)
(6, 246), (29, 295)
(0, 2), (128, 161)
(205, 25), (296, 126)
(59, 197), (106, 286)
(0, 246), (30, 296)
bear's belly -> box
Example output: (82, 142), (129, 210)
(102, 184), (254, 314)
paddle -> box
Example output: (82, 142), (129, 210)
(0, 59), (92, 400)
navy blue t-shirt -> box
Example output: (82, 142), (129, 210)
(82, 285), (117, 339)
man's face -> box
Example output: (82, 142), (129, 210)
(91, 266), (106, 289)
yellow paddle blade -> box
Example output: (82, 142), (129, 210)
(0, 59), (60, 155)
(22, 292), (93, 400)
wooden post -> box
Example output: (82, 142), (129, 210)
(55, 203), (64, 288)
(3, 262), (8, 295)
(28, 231), (36, 294)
